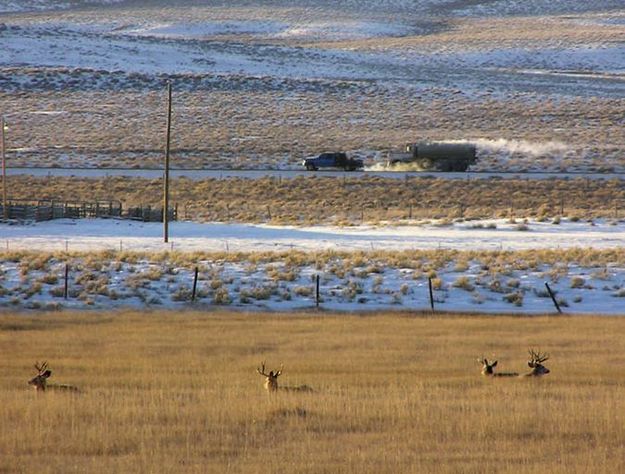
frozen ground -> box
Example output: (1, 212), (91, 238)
(0, 0), (123, 13)
(2, 218), (624, 253)
(0, 3), (624, 171)
(2, 11), (623, 91)
(1, 0), (622, 16)
(1, 218), (624, 314)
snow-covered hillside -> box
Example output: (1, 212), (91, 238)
(0, 1), (623, 171)
(0, 0), (124, 13)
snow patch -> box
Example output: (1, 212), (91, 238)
(118, 21), (287, 39)
(0, 0), (123, 13)
(2, 218), (624, 253)
(274, 21), (413, 41)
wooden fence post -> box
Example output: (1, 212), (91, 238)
(64, 264), (69, 299)
(428, 277), (434, 311)
(315, 274), (320, 308)
(191, 266), (199, 302)
(544, 282), (562, 314)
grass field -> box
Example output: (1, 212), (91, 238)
(1, 311), (624, 473)
(6, 175), (625, 223)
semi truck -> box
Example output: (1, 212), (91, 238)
(303, 152), (363, 171)
(386, 142), (477, 171)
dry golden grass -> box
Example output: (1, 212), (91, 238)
(5, 247), (625, 273)
(3, 88), (622, 171)
(1, 311), (624, 473)
(5, 174), (625, 223)
(314, 14), (625, 51)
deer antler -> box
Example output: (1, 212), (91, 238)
(34, 361), (48, 373)
(257, 361), (269, 377)
(528, 349), (549, 365)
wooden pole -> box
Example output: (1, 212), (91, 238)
(315, 274), (320, 308)
(163, 82), (172, 243)
(191, 266), (199, 302)
(544, 282), (562, 314)
(1, 116), (7, 220)
(64, 264), (69, 299)
(428, 277), (434, 311)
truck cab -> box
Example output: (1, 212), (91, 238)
(303, 152), (363, 171)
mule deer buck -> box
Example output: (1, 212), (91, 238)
(523, 349), (550, 377)
(28, 361), (79, 393)
(257, 361), (313, 393)
(479, 349), (550, 378)
(257, 361), (282, 392)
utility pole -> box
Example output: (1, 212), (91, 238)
(1, 116), (6, 220)
(163, 82), (172, 243)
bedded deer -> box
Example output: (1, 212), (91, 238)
(28, 361), (79, 393)
(479, 349), (550, 378)
(479, 358), (519, 377)
(256, 361), (313, 393)
(257, 361), (282, 392)
(523, 349), (550, 377)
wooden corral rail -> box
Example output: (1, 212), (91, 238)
(125, 204), (177, 223)
(0, 199), (177, 223)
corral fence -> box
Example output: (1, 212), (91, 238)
(0, 199), (177, 223)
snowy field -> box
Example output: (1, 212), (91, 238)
(1, 1), (623, 314)
(1, 218), (624, 314)
(2, 8), (623, 90)
(2, 218), (625, 253)
(0, 1), (623, 171)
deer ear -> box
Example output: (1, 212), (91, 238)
(528, 361), (534, 368)
(492, 361), (497, 367)
(42, 370), (52, 378)
(482, 358), (488, 364)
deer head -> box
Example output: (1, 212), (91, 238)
(526, 349), (550, 376)
(257, 361), (282, 392)
(479, 358), (497, 375)
(478, 357), (519, 377)
(29, 361), (52, 391)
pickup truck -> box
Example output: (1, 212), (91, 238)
(303, 152), (363, 171)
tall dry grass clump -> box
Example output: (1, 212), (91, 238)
(0, 311), (624, 473)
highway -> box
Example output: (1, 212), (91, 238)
(6, 167), (625, 181)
